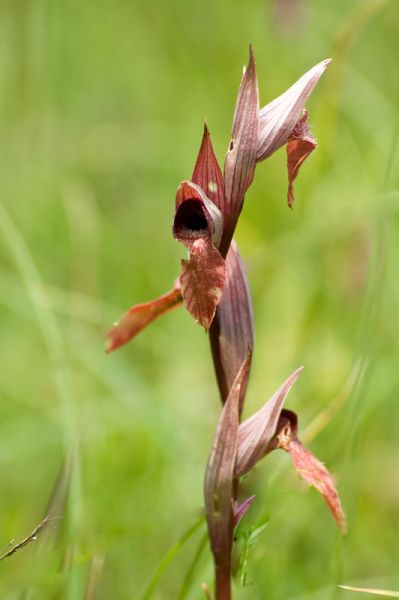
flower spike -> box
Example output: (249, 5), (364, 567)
(107, 53), (330, 352)
(106, 48), (344, 599)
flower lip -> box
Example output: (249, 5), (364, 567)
(173, 181), (226, 329)
(174, 180), (223, 248)
(173, 198), (210, 240)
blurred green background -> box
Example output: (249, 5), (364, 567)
(0, 0), (398, 598)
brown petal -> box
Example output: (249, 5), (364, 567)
(234, 367), (303, 477)
(222, 46), (260, 256)
(209, 241), (254, 405)
(274, 411), (347, 534)
(286, 111), (317, 207)
(106, 285), (183, 352)
(204, 358), (250, 572)
(257, 59), (330, 162)
(192, 123), (225, 214)
(179, 240), (226, 330)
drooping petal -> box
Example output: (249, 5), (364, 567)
(286, 111), (317, 207)
(106, 285), (182, 352)
(192, 123), (225, 214)
(233, 495), (256, 529)
(272, 410), (347, 533)
(173, 181), (225, 329)
(288, 438), (347, 533)
(256, 58), (330, 162)
(222, 46), (259, 256)
(204, 358), (251, 579)
(234, 367), (303, 477)
(180, 241), (226, 330)
(209, 241), (254, 406)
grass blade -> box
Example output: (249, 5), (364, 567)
(139, 517), (204, 600)
(339, 585), (399, 597)
(177, 531), (208, 600)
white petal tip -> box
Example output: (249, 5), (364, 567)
(289, 365), (304, 383)
(320, 58), (333, 70)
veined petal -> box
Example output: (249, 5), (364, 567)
(222, 46), (259, 256)
(209, 241), (254, 406)
(174, 181), (225, 329)
(192, 123), (225, 214)
(272, 410), (347, 533)
(204, 358), (251, 574)
(286, 111), (317, 207)
(180, 241), (225, 330)
(234, 367), (303, 477)
(106, 285), (182, 352)
(257, 58), (330, 162)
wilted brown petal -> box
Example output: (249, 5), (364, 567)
(192, 123), (226, 214)
(174, 181), (225, 329)
(204, 358), (250, 576)
(106, 285), (182, 352)
(234, 367), (303, 477)
(222, 46), (259, 256)
(233, 495), (256, 529)
(209, 241), (254, 405)
(286, 111), (316, 207)
(274, 411), (347, 534)
(256, 58), (330, 162)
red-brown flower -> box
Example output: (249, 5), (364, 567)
(106, 47), (341, 600)
(106, 49), (330, 352)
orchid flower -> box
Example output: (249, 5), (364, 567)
(205, 363), (346, 596)
(106, 50), (330, 352)
(107, 47), (344, 599)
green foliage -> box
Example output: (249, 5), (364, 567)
(0, 0), (398, 598)
(235, 515), (270, 588)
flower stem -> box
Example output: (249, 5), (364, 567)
(215, 562), (231, 600)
